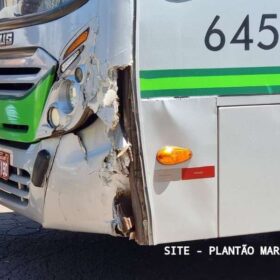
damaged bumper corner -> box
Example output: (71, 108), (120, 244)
(0, 118), (134, 238)
(43, 118), (133, 237)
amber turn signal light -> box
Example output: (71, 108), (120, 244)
(64, 28), (90, 59)
(156, 146), (192, 165)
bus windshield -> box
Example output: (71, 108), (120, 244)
(0, 0), (73, 20)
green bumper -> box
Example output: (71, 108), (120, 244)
(0, 71), (55, 143)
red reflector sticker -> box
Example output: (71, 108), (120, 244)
(182, 166), (215, 180)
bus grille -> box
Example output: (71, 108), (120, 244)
(0, 166), (30, 207)
(0, 48), (56, 139)
(0, 48), (56, 99)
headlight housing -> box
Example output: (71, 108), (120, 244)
(36, 75), (86, 135)
(36, 27), (91, 139)
(57, 79), (79, 114)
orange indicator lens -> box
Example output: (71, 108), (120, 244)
(64, 29), (89, 59)
(156, 146), (192, 165)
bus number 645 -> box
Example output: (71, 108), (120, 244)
(205, 14), (279, 51)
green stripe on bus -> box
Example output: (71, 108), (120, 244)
(140, 67), (280, 79)
(141, 74), (280, 91)
(140, 67), (280, 98)
(141, 86), (280, 98)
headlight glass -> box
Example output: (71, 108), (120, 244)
(48, 107), (60, 128)
(46, 79), (82, 130)
(56, 79), (79, 114)
(67, 83), (78, 110)
(75, 67), (84, 83)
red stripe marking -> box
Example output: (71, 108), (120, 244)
(182, 166), (215, 180)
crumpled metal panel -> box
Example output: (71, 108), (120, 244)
(39, 0), (135, 235)
(37, 0), (134, 140)
(0, 0), (136, 237)
(43, 120), (130, 235)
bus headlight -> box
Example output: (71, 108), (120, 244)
(57, 79), (80, 114)
(46, 78), (84, 130)
(48, 107), (61, 128)
(67, 83), (78, 110)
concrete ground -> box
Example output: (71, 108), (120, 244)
(0, 206), (279, 280)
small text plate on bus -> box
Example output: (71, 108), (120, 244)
(0, 32), (14, 47)
(0, 151), (10, 180)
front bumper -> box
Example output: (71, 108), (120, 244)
(0, 119), (127, 236)
(0, 137), (59, 223)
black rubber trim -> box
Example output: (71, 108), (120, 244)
(3, 124), (29, 132)
(0, 66), (41, 76)
(0, 68), (40, 75)
(0, 139), (31, 150)
(32, 150), (51, 188)
(0, 83), (33, 91)
(0, 0), (89, 31)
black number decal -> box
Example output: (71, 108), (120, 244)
(205, 14), (280, 51)
(205, 16), (226, 51)
(230, 15), (253, 50)
(258, 14), (279, 50)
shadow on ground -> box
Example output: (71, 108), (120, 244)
(0, 212), (279, 280)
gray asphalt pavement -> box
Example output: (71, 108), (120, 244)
(0, 206), (279, 280)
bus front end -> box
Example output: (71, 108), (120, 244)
(0, 0), (149, 244)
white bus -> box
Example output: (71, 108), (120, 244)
(0, 0), (279, 245)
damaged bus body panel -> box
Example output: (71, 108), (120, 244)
(43, 120), (132, 236)
(0, 0), (148, 244)
(3, 0), (280, 247)
(40, 1), (137, 237)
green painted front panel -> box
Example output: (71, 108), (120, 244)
(0, 71), (55, 143)
(140, 67), (280, 98)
